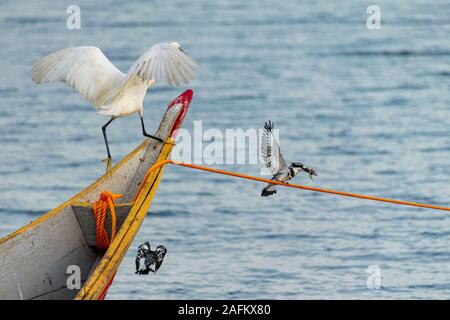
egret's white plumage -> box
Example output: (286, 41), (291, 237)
(32, 42), (198, 169)
(32, 42), (198, 117)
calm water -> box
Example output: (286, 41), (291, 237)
(1, 0), (450, 299)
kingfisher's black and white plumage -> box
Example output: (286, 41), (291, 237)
(261, 121), (317, 197)
(135, 242), (167, 275)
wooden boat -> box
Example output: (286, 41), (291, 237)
(0, 89), (193, 300)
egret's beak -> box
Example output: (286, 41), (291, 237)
(179, 47), (188, 55)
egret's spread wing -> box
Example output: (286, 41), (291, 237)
(124, 42), (199, 87)
(261, 121), (287, 175)
(32, 47), (125, 107)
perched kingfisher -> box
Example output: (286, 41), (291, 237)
(261, 121), (317, 197)
(135, 242), (167, 275)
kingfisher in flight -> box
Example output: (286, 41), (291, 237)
(135, 242), (167, 275)
(261, 121), (317, 197)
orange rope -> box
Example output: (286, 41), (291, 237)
(133, 159), (174, 202)
(92, 191), (122, 249)
(134, 160), (450, 212)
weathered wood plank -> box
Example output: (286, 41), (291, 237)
(0, 207), (95, 300)
(72, 204), (132, 247)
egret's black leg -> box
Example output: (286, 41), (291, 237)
(140, 115), (164, 143)
(102, 117), (115, 159)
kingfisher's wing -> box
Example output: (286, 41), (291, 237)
(155, 245), (167, 272)
(144, 253), (157, 273)
(32, 47), (125, 107)
(261, 121), (288, 175)
(123, 42), (199, 87)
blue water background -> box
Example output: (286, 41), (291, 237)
(1, 0), (450, 299)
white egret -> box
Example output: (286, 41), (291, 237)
(32, 42), (199, 171)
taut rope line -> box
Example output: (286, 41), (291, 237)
(134, 159), (450, 212)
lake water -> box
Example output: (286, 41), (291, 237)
(1, 0), (450, 299)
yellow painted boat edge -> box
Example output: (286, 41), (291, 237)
(0, 140), (149, 246)
(75, 141), (173, 299)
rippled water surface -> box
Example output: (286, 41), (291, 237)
(1, 0), (450, 299)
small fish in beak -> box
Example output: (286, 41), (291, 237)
(307, 167), (318, 180)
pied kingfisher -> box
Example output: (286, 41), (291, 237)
(135, 242), (167, 275)
(261, 121), (317, 197)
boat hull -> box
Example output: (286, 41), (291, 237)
(0, 90), (193, 300)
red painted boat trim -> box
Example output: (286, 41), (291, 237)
(168, 89), (193, 138)
(98, 273), (116, 300)
(94, 89), (193, 300)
